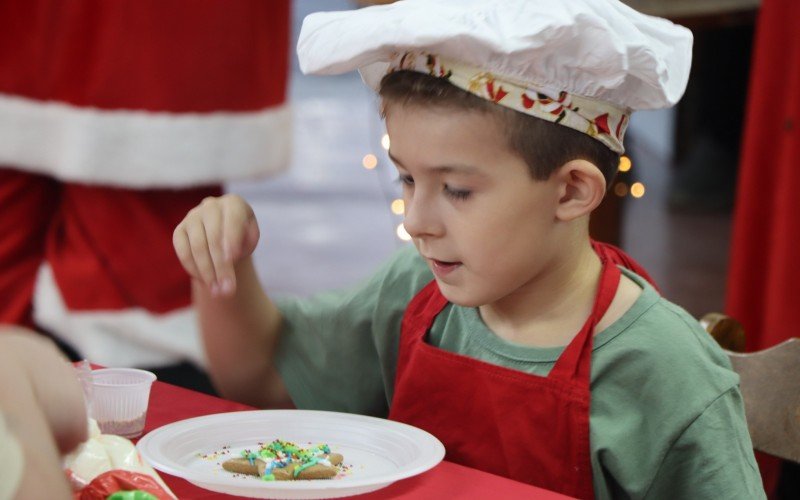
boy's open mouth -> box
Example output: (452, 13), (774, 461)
(431, 259), (462, 276)
(433, 259), (460, 266)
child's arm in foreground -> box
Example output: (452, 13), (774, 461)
(173, 194), (288, 407)
(0, 328), (88, 499)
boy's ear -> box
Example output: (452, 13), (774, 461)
(554, 159), (607, 222)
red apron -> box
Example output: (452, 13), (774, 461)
(389, 258), (621, 499)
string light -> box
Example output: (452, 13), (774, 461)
(630, 182), (646, 198)
(390, 199), (405, 214)
(618, 155), (632, 172)
(381, 134), (391, 150)
(614, 182), (628, 197)
(396, 223), (411, 241)
(362, 154), (378, 170)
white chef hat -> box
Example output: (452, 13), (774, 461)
(297, 0), (693, 153)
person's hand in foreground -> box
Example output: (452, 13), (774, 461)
(0, 327), (88, 499)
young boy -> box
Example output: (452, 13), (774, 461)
(172, 0), (765, 498)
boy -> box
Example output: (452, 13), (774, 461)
(173, 0), (765, 497)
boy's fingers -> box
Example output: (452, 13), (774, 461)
(245, 214), (261, 255)
(200, 206), (233, 293)
(221, 199), (258, 262)
(187, 223), (218, 290)
(173, 225), (201, 280)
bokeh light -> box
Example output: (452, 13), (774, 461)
(362, 154), (378, 170)
(630, 182), (646, 198)
(618, 156), (632, 172)
(390, 198), (405, 215)
(396, 223), (411, 241)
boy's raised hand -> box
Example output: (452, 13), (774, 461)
(173, 194), (260, 297)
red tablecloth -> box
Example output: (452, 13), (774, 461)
(141, 381), (571, 499)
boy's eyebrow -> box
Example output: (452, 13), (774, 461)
(388, 151), (485, 176)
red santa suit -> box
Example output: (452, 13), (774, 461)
(0, 0), (291, 367)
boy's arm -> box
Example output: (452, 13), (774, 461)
(193, 256), (289, 408)
(643, 388), (766, 499)
(174, 194), (289, 408)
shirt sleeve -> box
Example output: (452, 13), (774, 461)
(644, 387), (766, 500)
(0, 412), (24, 500)
(274, 246), (431, 417)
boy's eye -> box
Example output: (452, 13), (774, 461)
(444, 184), (471, 200)
(397, 174), (414, 186)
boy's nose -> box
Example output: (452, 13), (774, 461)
(403, 193), (441, 239)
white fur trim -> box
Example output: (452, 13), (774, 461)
(33, 264), (207, 368)
(0, 93), (291, 188)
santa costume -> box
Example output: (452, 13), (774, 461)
(0, 0), (291, 371)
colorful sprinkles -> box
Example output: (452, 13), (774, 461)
(197, 445), (231, 460)
(226, 439), (345, 481)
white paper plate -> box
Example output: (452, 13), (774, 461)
(136, 409), (445, 499)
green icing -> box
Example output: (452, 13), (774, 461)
(239, 439), (335, 480)
(240, 449), (259, 465)
(293, 458), (320, 478)
(106, 491), (159, 500)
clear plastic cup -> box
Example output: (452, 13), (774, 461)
(90, 368), (156, 438)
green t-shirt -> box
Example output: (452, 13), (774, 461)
(275, 246), (765, 499)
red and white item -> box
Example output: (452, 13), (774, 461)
(0, 0), (291, 187)
(0, 0), (291, 366)
(64, 420), (176, 499)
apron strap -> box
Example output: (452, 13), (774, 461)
(402, 280), (448, 338)
(591, 239), (657, 290)
(548, 259), (622, 385)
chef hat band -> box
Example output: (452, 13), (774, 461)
(388, 51), (630, 153)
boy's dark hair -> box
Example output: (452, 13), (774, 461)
(379, 71), (620, 185)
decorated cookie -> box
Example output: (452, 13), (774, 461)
(222, 439), (343, 481)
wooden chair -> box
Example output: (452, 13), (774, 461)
(701, 313), (800, 463)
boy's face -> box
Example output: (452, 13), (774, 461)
(385, 104), (564, 308)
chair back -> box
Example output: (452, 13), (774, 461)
(701, 313), (800, 463)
